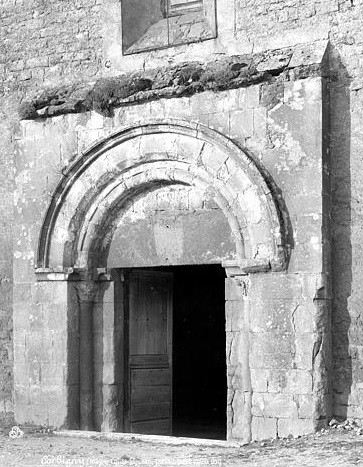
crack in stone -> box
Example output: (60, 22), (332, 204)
(230, 388), (236, 429)
(228, 331), (237, 432)
(312, 332), (323, 367)
(196, 141), (206, 167)
(291, 304), (299, 334)
(290, 304), (299, 368)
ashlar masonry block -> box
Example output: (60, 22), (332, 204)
(14, 279), (70, 428)
(252, 393), (299, 419)
(277, 418), (315, 439)
(252, 416), (278, 440)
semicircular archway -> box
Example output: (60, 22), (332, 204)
(36, 119), (289, 273)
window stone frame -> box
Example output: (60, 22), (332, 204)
(121, 0), (217, 55)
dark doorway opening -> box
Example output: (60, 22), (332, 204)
(120, 264), (226, 440)
(169, 264), (227, 440)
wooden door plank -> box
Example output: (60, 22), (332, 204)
(131, 402), (170, 421)
(130, 354), (169, 368)
(131, 368), (170, 386)
(131, 419), (170, 435)
(125, 270), (173, 434)
(132, 385), (171, 404)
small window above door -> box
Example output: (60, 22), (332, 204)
(121, 0), (217, 55)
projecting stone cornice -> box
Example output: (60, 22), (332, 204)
(19, 40), (328, 120)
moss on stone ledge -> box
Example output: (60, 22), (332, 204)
(19, 42), (328, 120)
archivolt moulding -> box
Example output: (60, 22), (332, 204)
(36, 119), (290, 274)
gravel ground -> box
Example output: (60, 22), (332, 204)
(1, 426), (363, 467)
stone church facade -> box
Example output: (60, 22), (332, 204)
(0, 0), (362, 443)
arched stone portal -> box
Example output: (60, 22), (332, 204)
(36, 119), (288, 271)
(35, 119), (289, 442)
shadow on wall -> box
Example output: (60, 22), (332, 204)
(65, 274), (124, 432)
(330, 46), (352, 420)
(65, 277), (107, 431)
(65, 280), (81, 429)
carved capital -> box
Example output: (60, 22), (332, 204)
(75, 280), (99, 303)
(94, 268), (114, 282)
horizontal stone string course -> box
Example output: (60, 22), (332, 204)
(19, 41), (328, 120)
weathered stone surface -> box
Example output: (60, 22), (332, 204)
(107, 186), (236, 267)
(250, 369), (313, 395)
(12, 74), (327, 440)
(252, 416), (277, 440)
(225, 278), (249, 302)
(252, 393), (298, 419)
(19, 43), (327, 120)
(2, 0), (362, 441)
(277, 417), (314, 439)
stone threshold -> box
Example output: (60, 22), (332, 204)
(54, 430), (241, 447)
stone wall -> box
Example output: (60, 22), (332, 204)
(0, 0), (104, 424)
(107, 185), (236, 267)
(104, 0), (363, 427)
(14, 74), (328, 441)
(1, 0), (363, 430)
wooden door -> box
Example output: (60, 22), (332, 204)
(125, 270), (173, 435)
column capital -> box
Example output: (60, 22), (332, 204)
(75, 280), (99, 302)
